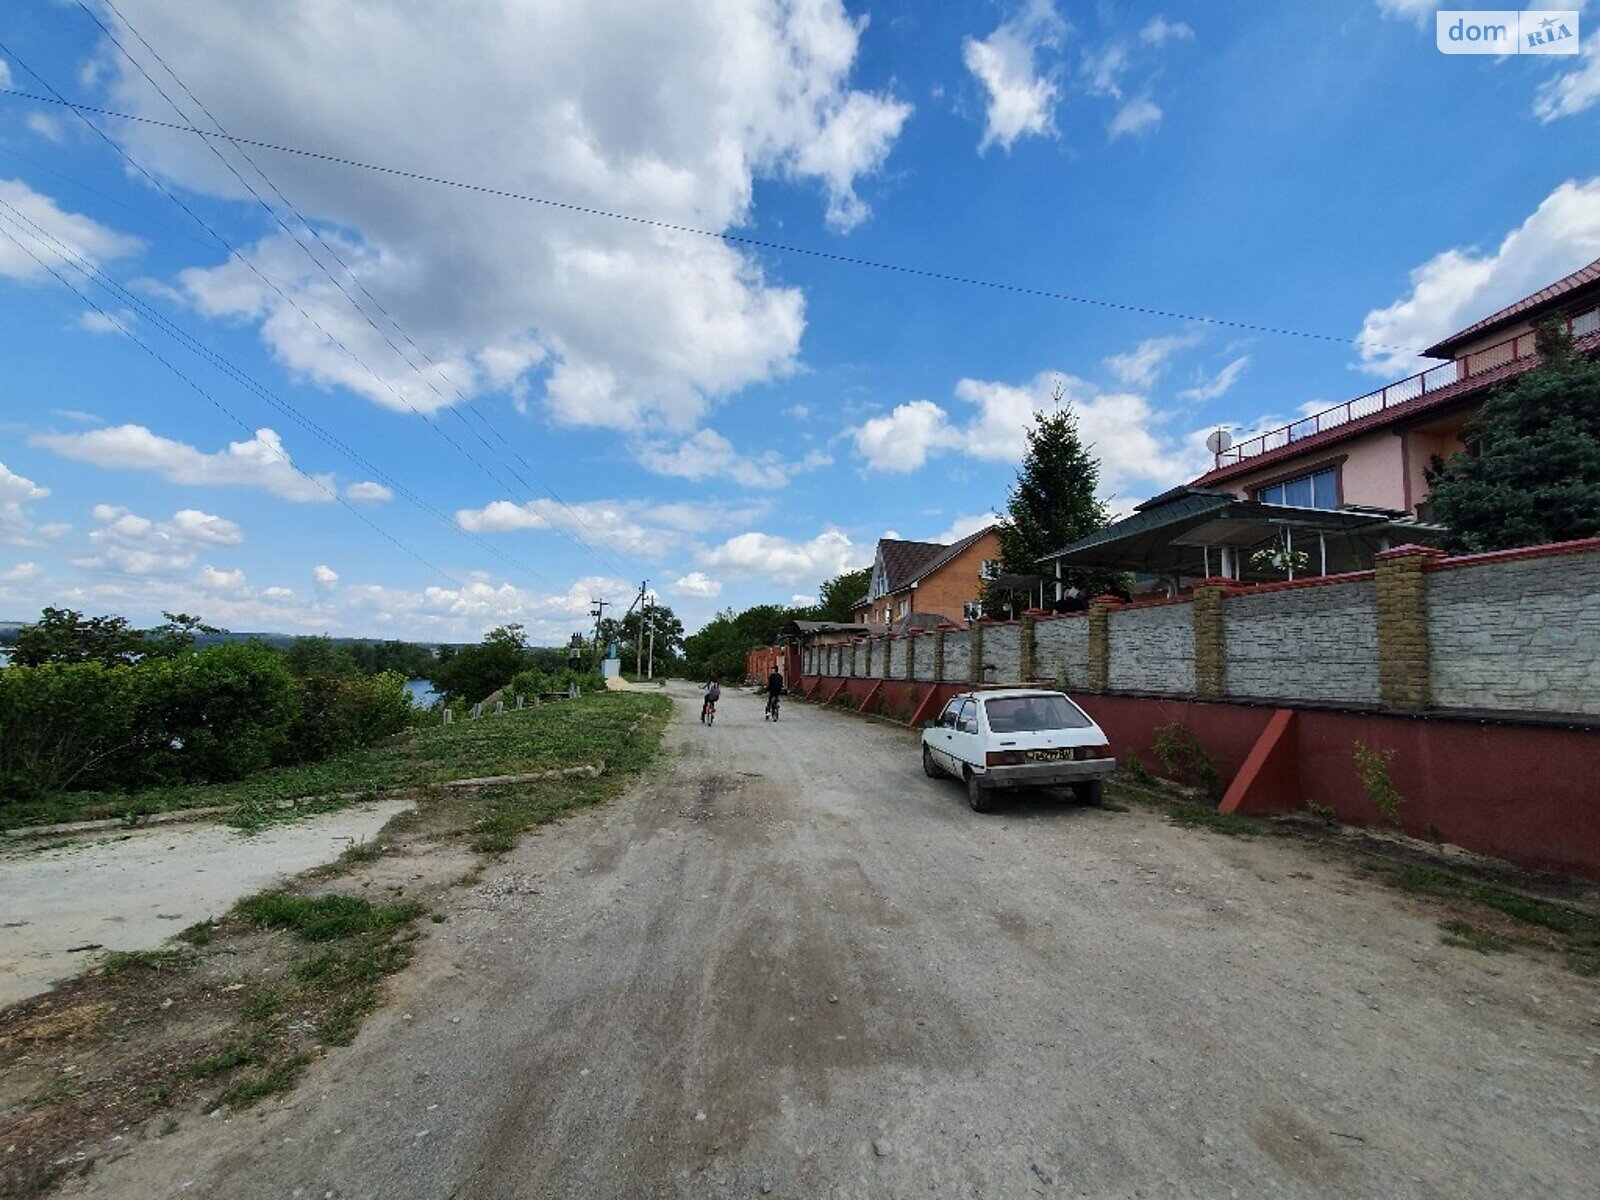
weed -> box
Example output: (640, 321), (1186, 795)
(1119, 751), (1153, 785)
(316, 990), (379, 1045)
(1167, 802), (1255, 837)
(1150, 720), (1224, 803)
(1440, 919), (1515, 955)
(101, 949), (187, 976)
(1305, 798), (1337, 823)
(234, 892), (425, 942)
(1352, 741), (1404, 826)
(217, 1052), (312, 1108)
(175, 919), (215, 947)
(184, 1035), (269, 1080)
(242, 989), (283, 1023)
(342, 839), (383, 863)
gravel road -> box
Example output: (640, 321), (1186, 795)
(65, 682), (1599, 1199)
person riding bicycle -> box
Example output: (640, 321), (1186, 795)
(764, 667), (784, 720)
(700, 674), (721, 724)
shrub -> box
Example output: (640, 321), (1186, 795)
(0, 661), (141, 797)
(283, 671), (411, 763)
(1352, 741), (1405, 826)
(136, 643), (299, 784)
(1150, 719), (1224, 804)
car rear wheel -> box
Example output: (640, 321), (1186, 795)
(966, 770), (997, 813)
(922, 744), (942, 778)
(1075, 780), (1103, 807)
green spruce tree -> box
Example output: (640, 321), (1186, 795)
(1427, 319), (1600, 552)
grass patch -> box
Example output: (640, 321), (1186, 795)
(175, 919), (214, 947)
(241, 989), (284, 1023)
(1167, 802), (1257, 837)
(101, 949), (188, 976)
(235, 892), (426, 942)
(218, 1052), (312, 1108)
(1439, 919), (1517, 955)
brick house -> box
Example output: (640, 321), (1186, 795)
(851, 526), (1002, 628)
(1192, 256), (1600, 518)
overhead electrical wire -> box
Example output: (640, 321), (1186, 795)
(0, 79), (1425, 355)
(0, 37), (623, 588)
(0, 213), (469, 591)
(85, 0), (630, 579)
(0, 190), (564, 592)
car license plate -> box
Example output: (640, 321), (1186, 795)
(1027, 748), (1071, 762)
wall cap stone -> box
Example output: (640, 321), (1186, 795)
(1374, 544), (1448, 563)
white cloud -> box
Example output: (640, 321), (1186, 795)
(637, 427), (830, 488)
(1081, 43), (1128, 100)
(51, 409), (101, 424)
(1139, 16), (1194, 47)
(313, 564), (339, 586)
(672, 571), (723, 598)
(34, 424), (334, 502)
(1535, 42), (1600, 121)
(196, 564), (247, 592)
(345, 480), (394, 503)
(964, 0), (1067, 152)
(2, 562), (41, 583)
(99, 1), (910, 432)
(1104, 333), (1199, 387)
(699, 527), (869, 586)
(0, 59), (12, 89)
(928, 513), (1001, 544)
(789, 592), (816, 605)
(1356, 178), (1600, 375)
(0, 461), (58, 546)
(0, 179), (143, 282)
(852, 370), (1212, 499)
(25, 113), (65, 144)
(1178, 355), (1250, 401)
(77, 504), (244, 576)
(75, 309), (134, 335)
(1373, 0), (1437, 26)
(1109, 96), (1162, 140)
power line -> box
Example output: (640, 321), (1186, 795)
(0, 190), (562, 591)
(0, 213), (468, 591)
(0, 40), (621, 582)
(0, 80), (1424, 355)
(86, 0), (629, 578)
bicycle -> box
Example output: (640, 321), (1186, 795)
(764, 692), (780, 721)
(701, 696), (717, 725)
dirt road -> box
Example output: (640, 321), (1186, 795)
(65, 683), (1598, 1198)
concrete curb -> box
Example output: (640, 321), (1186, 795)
(2, 763), (608, 843)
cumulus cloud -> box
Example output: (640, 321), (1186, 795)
(33, 424), (334, 502)
(75, 309), (135, 335)
(851, 371), (1212, 498)
(0, 179), (143, 282)
(928, 513), (1001, 544)
(457, 494), (762, 557)
(76, 505), (244, 576)
(1356, 178), (1600, 375)
(0, 461), (64, 546)
(1535, 42), (1600, 122)
(964, 0), (1067, 152)
(1179, 355), (1250, 401)
(96, 0), (910, 434)
(1139, 16), (1194, 47)
(636, 428), (829, 488)
(1, 561), (41, 583)
(313, 564), (339, 586)
(699, 527), (869, 586)
(345, 480), (394, 503)
(195, 564), (247, 591)
(671, 571), (723, 598)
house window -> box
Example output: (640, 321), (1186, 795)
(897, 598), (909, 618)
(963, 600), (982, 621)
(980, 559), (1000, 580)
(1257, 467), (1338, 510)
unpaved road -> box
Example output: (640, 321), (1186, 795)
(63, 683), (1598, 1198)
(0, 802), (409, 1007)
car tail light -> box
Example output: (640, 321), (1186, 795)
(1076, 745), (1110, 759)
(986, 750), (1026, 766)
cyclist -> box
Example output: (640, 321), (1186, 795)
(764, 666), (784, 721)
(700, 674), (721, 725)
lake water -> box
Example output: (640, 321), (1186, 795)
(404, 677), (441, 707)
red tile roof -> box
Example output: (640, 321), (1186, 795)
(1423, 256), (1600, 358)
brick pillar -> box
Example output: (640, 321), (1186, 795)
(905, 631), (917, 681)
(850, 639), (859, 677)
(1375, 545), (1444, 711)
(1020, 611), (1039, 681)
(1192, 580), (1229, 698)
(1088, 597), (1119, 693)
(932, 628), (946, 682)
(969, 620), (985, 684)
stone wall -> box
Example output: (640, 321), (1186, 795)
(1033, 614), (1091, 691)
(980, 623), (1022, 682)
(1106, 603), (1193, 694)
(1428, 549), (1600, 715)
(944, 629), (971, 682)
(1223, 579), (1380, 706)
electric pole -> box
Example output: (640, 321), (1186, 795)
(589, 598), (609, 665)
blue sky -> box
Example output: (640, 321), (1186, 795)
(2, 0), (1598, 642)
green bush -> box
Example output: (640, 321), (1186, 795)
(0, 661), (141, 798)
(283, 671), (411, 763)
(509, 665), (604, 699)
(136, 642), (299, 784)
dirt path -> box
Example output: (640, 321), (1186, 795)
(0, 802), (409, 1007)
(61, 684), (1598, 1198)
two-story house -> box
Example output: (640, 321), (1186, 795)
(852, 526), (1002, 628)
(1040, 257), (1600, 586)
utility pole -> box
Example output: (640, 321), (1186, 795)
(646, 608), (655, 679)
(631, 580), (648, 679)
(589, 598), (609, 665)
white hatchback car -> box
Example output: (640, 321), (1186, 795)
(922, 689), (1116, 813)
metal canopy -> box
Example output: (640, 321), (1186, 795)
(1037, 487), (1447, 578)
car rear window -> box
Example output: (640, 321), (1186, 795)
(983, 695), (1094, 732)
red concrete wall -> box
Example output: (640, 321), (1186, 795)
(744, 645), (786, 684)
(794, 675), (1600, 881)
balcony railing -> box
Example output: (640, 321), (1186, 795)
(1214, 304), (1600, 468)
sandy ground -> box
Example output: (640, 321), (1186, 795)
(0, 802), (409, 1007)
(59, 684), (1600, 1199)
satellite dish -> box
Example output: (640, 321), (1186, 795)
(1205, 428), (1233, 456)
